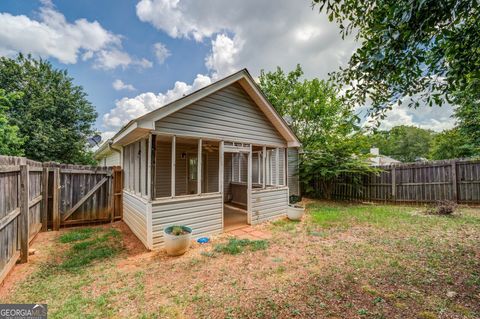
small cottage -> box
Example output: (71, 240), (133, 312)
(96, 69), (301, 249)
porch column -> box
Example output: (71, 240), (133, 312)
(219, 141), (224, 195)
(247, 144), (252, 224)
(171, 135), (176, 197)
(150, 134), (157, 200)
(275, 148), (280, 186)
(262, 146), (267, 189)
(197, 139), (202, 194)
(284, 148), (288, 186)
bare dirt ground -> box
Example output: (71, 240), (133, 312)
(1, 201), (479, 319)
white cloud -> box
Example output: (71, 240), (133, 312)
(0, 4), (148, 70)
(153, 42), (171, 64)
(136, 58), (153, 68)
(363, 104), (456, 132)
(136, 0), (358, 80)
(112, 79), (136, 91)
(103, 74), (212, 131)
(205, 34), (242, 80)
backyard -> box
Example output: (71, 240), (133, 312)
(1, 201), (479, 319)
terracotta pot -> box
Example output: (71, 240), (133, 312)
(287, 205), (305, 221)
(163, 226), (192, 256)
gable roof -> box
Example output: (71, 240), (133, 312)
(109, 69), (301, 147)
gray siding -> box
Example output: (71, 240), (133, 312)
(151, 194), (223, 249)
(123, 191), (149, 248)
(251, 187), (288, 224)
(287, 148), (300, 196)
(155, 83), (286, 146)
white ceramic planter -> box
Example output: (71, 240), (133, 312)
(163, 226), (192, 256)
(287, 205), (305, 221)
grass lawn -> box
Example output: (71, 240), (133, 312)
(2, 201), (479, 318)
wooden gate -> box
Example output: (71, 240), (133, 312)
(45, 164), (123, 229)
(0, 156), (124, 284)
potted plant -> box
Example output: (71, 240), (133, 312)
(287, 195), (305, 221)
(163, 225), (192, 256)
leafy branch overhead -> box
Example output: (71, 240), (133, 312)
(312, 0), (480, 118)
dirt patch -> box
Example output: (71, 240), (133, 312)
(2, 203), (480, 318)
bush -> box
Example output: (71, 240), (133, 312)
(426, 200), (458, 215)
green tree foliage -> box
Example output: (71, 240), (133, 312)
(0, 89), (24, 156)
(430, 129), (479, 160)
(367, 125), (434, 162)
(312, 0), (480, 118)
(259, 65), (378, 199)
(453, 77), (480, 149)
(0, 54), (97, 164)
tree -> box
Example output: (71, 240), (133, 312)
(0, 54), (97, 164)
(430, 129), (478, 160)
(312, 0), (480, 119)
(0, 89), (24, 156)
(367, 125), (435, 162)
(453, 77), (480, 149)
(259, 65), (378, 199)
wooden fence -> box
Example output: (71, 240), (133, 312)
(311, 159), (480, 204)
(0, 155), (123, 283)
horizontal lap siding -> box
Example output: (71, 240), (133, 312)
(103, 152), (120, 167)
(151, 195), (222, 249)
(123, 191), (149, 248)
(251, 188), (288, 225)
(155, 83), (286, 147)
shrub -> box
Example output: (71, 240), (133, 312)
(426, 200), (458, 216)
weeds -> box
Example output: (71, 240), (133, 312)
(61, 229), (122, 271)
(214, 238), (268, 255)
(58, 228), (97, 243)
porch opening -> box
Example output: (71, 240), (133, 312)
(223, 152), (248, 231)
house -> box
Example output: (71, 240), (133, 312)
(95, 69), (301, 250)
(369, 147), (401, 166)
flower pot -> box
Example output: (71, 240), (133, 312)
(163, 226), (192, 256)
(287, 204), (305, 221)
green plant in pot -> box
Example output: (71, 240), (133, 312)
(287, 195), (305, 221)
(163, 225), (192, 256)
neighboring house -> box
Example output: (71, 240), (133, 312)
(95, 69), (301, 250)
(370, 147), (401, 166)
(94, 140), (121, 166)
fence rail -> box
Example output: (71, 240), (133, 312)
(0, 155), (123, 284)
(312, 159), (480, 204)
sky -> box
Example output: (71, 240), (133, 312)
(0, 0), (456, 141)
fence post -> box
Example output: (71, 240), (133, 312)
(451, 160), (458, 203)
(19, 164), (29, 263)
(391, 167), (396, 202)
(41, 166), (49, 231)
(52, 167), (60, 231)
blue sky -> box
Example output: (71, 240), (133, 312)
(0, 0), (455, 140)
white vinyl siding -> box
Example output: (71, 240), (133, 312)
(251, 187), (288, 224)
(123, 191), (149, 248)
(151, 194), (223, 249)
(100, 152), (120, 167)
(154, 83), (286, 147)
